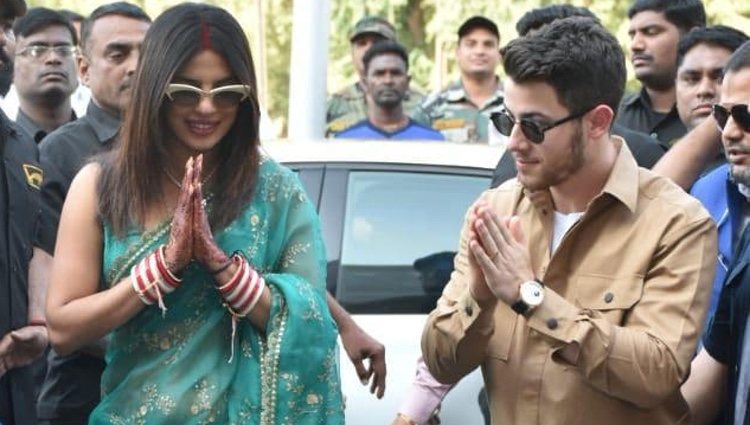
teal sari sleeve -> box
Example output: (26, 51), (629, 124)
(260, 160), (344, 424)
(90, 158), (344, 425)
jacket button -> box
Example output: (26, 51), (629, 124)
(465, 305), (473, 316)
(604, 292), (614, 303)
(547, 318), (558, 330)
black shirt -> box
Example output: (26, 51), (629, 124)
(36, 101), (119, 421)
(37, 101), (118, 254)
(0, 109), (43, 425)
(15, 109), (77, 145)
(490, 123), (667, 188)
(615, 87), (687, 148)
(704, 224), (750, 425)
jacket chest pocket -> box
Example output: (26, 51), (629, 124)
(574, 274), (644, 325)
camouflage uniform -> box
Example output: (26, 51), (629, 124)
(327, 16), (427, 136)
(326, 82), (426, 136)
(421, 79), (504, 144)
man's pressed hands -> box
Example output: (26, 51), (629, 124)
(468, 204), (535, 306)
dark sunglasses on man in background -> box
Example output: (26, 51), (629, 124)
(489, 107), (592, 144)
(713, 104), (750, 133)
(165, 83), (251, 109)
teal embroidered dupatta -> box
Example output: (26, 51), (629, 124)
(89, 158), (344, 425)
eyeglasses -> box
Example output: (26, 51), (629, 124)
(490, 108), (592, 144)
(713, 104), (750, 133)
(16, 44), (77, 59)
(165, 83), (251, 109)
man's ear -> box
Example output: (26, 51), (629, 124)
(587, 104), (615, 139)
(78, 54), (90, 86)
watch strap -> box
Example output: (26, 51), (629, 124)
(510, 298), (529, 315)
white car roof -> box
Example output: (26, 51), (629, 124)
(261, 140), (505, 170)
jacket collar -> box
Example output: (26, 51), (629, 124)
(523, 136), (639, 214)
(85, 101), (121, 144)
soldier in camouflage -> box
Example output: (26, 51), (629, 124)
(421, 16), (504, 144)
(326, 16), (425, 136)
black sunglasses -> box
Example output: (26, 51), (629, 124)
(164, 83), (251, 109)
(489, 108), (592, 144)
(713, 104), (750, 133)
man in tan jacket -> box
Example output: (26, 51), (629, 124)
(422, 16), (717, 425)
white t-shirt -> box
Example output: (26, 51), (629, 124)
(551, 210), (585, 254)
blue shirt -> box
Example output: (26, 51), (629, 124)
(704, 225), (750, 425)
(335, 119), (444, 141)
(691, 163), (743, 321)
(697, 164), (750, 425)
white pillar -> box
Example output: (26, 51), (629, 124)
(288, 0), (331, 139)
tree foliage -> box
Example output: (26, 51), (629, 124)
(30, 0), (750, 136)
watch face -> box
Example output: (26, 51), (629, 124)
(520, 281), (544, 307)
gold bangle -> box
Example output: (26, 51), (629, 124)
(396, 412), (420, 425)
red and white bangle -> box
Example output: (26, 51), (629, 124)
(217, 254), (265, 318)
(130, 245), (183, 311)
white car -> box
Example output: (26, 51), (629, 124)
(263, 141), (504, 425)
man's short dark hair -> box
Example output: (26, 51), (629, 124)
(13, 7), (78, 45)
(725, 41), (750, 75)
(503, 17), (626, 117)
(458, 16), (499, 41)
(80, 2), (151, 54)
(58, 9), (84, 25)
(676, 25), (749, 67)
(363, 40), (409, 74)
(627, 0), (706, 33)
(516, 4), (599, 36)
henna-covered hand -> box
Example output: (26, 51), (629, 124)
(163, 157), (195, 273)
(192, 155), (231, 271)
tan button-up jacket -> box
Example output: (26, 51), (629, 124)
(422, 140), (717, 425)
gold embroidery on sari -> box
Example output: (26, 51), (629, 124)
(260, 286), (287, 425)
(106, 384), (176, 425)
(189, 378), (220, 423)
(107, 220), (171, 285)
(296, 279), (324, 323)
(232, 398), (260, 424)
(281, 242), (310, 268)
(138, 317), (203, 365)
(245, 207), (267, 261)
(241, 337), (255, 359)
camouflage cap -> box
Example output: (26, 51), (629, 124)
(458, 16), (500, 40)
(349, 16), (396, 42)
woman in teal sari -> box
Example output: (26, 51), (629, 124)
(45, 4), (344, 424)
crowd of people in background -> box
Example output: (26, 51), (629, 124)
(1, 0), (750, 424)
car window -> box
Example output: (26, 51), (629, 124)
(337, 170), (490, 314)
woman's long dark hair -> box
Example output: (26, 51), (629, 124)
(98, 3), (261, 235)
